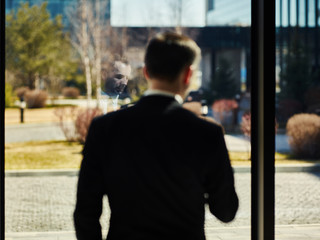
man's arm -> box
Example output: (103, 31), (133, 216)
(205, 126), (239, 222)
(74, 119), (104, 240)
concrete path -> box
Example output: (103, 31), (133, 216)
(224, 134), (291, 153)
(5, 172), (320, 239)
(5, 224), (320, 240)
(5, 123), (66, 143)
(5, 123), (291, 152)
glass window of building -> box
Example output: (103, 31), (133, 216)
(4, 0), (320, 239)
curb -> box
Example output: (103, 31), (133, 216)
(275, 164), (320, 173)
(233, 164), (320, 173)
(5, 169), (79, 177)
(5, 164), (320, 177)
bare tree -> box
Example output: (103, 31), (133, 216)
(166, 0), (200, 36)
(67, 0), (93, 106)
(167, 0), (183, 34)
(140, 0), (198, 38)
(67, 0), (131, 107)
(89, 0), (104, 106)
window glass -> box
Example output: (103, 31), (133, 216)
(5, 0), (252, 239)
(275, 0), (320, 235)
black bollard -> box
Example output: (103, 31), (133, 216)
(19, 97), (26, 123)
(20, 108), (24, 123)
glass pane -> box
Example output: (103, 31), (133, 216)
(276, 0), (320, 238)
(5, 0), (251, 239)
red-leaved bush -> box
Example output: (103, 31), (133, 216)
(54, 107), (79, 142)
(241, 112), (251, 139)
(241, 112), (278, 140)
(24, 90), (48, 108)
(212, 99), (238, 113)
(75, 108), (102, 144)
(212, 99), (238, 128)
(55, 107), (102, 143)
(287, 113), (320, 159)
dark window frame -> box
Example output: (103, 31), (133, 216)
(1, 0), (5, 238)
(251, 0), (276, 239)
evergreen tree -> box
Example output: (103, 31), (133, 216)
(5, 2), (76, 90)
(204, 57), (239, 105)
(279, 33), (311, 106)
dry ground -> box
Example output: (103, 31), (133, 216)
(5, 140), (317, 170)
(5, 141), (83, 170)
(5, 108), (60, 125)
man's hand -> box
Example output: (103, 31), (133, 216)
(183, 101), (223, 130)
(183, 102), (202, 116)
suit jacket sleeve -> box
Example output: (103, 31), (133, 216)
(74, 118), (104, 240)
(205, 126), (239, 223)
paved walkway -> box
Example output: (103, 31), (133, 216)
(5, 224), (320, 240)
(5, 123), (67, 143)
(5, 172), (320, 239)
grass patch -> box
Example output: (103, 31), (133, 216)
(229, 151), (320, 165)
(5, 141), (83, 170)
(5, 141), (320, 170)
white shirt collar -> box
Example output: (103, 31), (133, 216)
(144, 89), (184, 104)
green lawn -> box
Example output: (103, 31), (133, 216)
(4, 141), (318, 170)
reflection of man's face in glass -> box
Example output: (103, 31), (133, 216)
(105, 61), (131, 96)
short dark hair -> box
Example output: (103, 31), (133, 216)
(144, 32), (201, 82)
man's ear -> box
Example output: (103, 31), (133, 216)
(183, 66), (193, 85)
(143, 66), (150, 80)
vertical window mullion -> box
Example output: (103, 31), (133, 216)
(251, 0), (276, 239)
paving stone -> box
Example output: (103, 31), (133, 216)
(4, 173), (320, 234)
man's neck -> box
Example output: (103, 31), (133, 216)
(144, 88), (184, 104)
(148, 80), (186, 98)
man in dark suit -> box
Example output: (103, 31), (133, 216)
(74, 32), (238, 240)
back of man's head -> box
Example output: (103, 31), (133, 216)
(144, 32), (201, 82)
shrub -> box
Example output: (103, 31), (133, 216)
(54, 107), (79, 142)
(240, 112), (278, 140)
(15, 87), (30, 100)
(55, 107), (102, 143)
(241, 112), (251, 139)
(212, 99), (238, 129)
(286, 114), (320, 159)
(75, 108), (102, 144)
(24, 90), (48, 108)
(240, 112), (278, 160)
(212, 99), (238, 113)
(5, 83), (13, 107)
(62, 87), (80, 99)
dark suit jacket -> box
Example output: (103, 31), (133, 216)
(74, 95), (238, 240)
